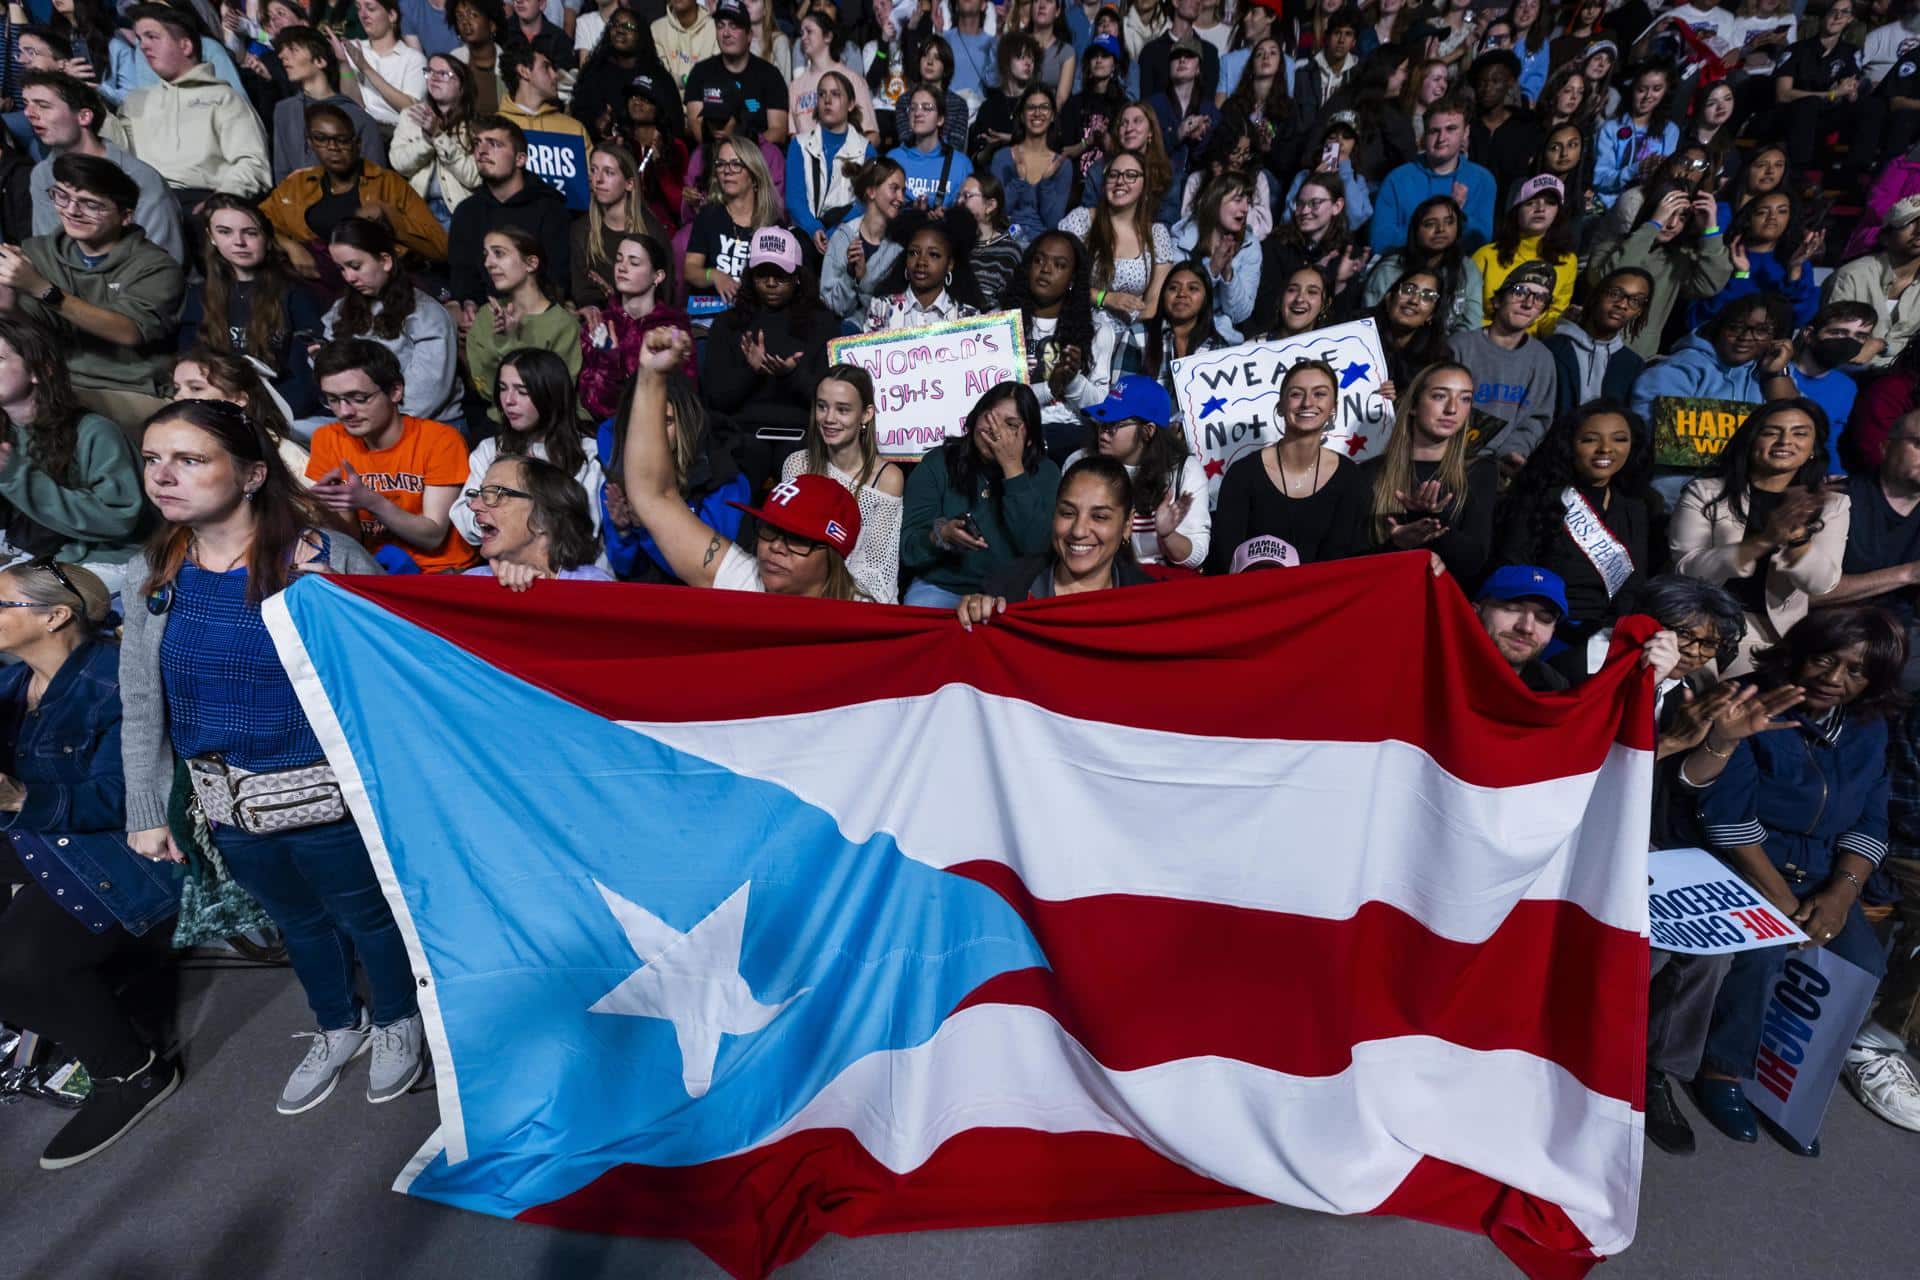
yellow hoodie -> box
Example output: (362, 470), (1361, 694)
(121, 62), (271, 198)
(1471, 235), (1577, 337)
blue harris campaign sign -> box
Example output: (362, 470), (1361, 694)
(523, 131), (590, 212)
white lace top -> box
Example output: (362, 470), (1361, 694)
(1057, 206), (1177, 297)
(780, 452), (902, 603)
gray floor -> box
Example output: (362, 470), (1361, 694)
(3, 961), (1918, 1280)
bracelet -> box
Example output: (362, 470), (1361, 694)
(1700, 738), (1735, 759)
(1702, 225), (1721, 237)
(1095, 288), (1107, 307)
(1646, 218), (1664, 232)
(1732, 269), (1751, 280)
(1837, 869), (1865, 890)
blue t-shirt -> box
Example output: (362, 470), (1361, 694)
(887, 142), (972, 208)
(1792, 364), (1860, 469)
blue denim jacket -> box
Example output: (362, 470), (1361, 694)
(0, 639), (180, 935)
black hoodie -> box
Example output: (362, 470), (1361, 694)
(447, 176), (574, 304)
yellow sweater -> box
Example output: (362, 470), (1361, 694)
(1471, 236), (1576, 336)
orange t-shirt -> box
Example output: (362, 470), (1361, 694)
(307, 416), (477, 574)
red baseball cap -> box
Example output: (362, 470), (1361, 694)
(729, 475), (862, 557)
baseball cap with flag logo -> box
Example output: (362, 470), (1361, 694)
(729, 476), (862, 557)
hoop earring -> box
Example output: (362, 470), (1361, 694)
(945, 270), (954, 285)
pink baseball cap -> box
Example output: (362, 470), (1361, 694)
(1510, 174), (1565, 209)
(1230, 536), (1301, 573)
(747, 227), (803, 275)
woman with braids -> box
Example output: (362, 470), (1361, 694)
(1006, 230), (1115, 459)
(320, 217), (459, 423)
(1494, 401), (1653, 629)
(1362, 195), (1485, 335)
(596, 370), (746, 584)
(450, 349), (604, 551)
(171, 347), (313, 485)
(0, 317), (146, 588)
(1063, 374), (1210, 571)
(195, 196), (326, 420)
(1362, 361), (1494, 585)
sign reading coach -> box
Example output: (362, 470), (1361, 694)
(1169, 319), (1392, 505)
(828, 311), (1027, 460)
(523, 131), (590, 211)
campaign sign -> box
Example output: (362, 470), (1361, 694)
(827, 311), (1027, 460)
(1646, 847), (1808, 954)
(523, 131), (590, 211)
(1170, 319), (1392, 505)
(1744, 948), (1880, 1150)
(1651, 396), (1752, 470)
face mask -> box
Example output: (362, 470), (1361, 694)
(1808, 335), (1864, 368)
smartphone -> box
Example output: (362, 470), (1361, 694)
(1320, 142), (1340, 169)
(958, 513), (981, 539)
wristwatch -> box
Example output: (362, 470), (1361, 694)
(35, 282), (63, 308)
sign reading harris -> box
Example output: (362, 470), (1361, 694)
(522, 131), (590, 212)
(1645, 847), (1807, 955)
(827, 311), (1027, 460)
(1168, 319), (1392, 505)
(1650, 396), (1752, 470)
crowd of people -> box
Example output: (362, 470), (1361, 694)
(0, 0), (1918, 1215)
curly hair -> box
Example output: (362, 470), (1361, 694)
(871, 207), (985, 309)
(1006, 230), (1096, 382)
(0, 315), (83, 485)
(1505, 399), (1653, 562)
(1752, 606), (1910, 722)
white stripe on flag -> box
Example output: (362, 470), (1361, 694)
(621, 687), (1653, 941)
(745, 1002), (1640, 1256)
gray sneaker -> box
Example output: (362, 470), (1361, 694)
(277, 1012), (371, 1115)
(367, 1013), (426, 1104)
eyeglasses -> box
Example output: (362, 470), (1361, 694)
(426, 67), (457, 80)
(609, 18), (640, 31)
(307, 132), (356, 149)
(1505, 286), (1551, 305)
(320, 389), (384, 409)
(28, 556), (83, 606)
(1293, 197), (1333, 212)
(1600, 285), (1649, 311)
(755, 525), (825, 556)
(1025, 103), (1055, 114)
(465, 484), (532, 507)
(1670, 626), (1721, 655)
(1105, 169), (1145, 184)
(713, 158), (747, 173)
(1394, 282), (1440, 303)
(49, 186), (114, 219)
(1725, 322), (1778, 339)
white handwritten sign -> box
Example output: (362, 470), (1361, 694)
(1170, 319), (1392, 505)
(1646, 847), (1808, 955)
(827, 311), (1027, 460)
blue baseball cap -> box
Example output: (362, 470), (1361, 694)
(1476, 565), (1569, 617)
(1085, 375), (1172, 430)
(1088, 33), (1122, 60)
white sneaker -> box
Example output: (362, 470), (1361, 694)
(277, 1011), (372, 1115)
(1852, 1020), (1910, 1055)
(1843, 1047), (1920, 1132)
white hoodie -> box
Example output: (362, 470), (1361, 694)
(121, 62), (270, 198)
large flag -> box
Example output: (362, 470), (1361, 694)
(265, 554), (1655, 1279)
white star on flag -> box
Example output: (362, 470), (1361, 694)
(588, 879), (804, 1098)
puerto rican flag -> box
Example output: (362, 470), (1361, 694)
(264, 553), (1655, 1279)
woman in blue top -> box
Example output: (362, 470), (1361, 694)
(595, 372), (748, 583)
(887, 83), (973, 209)
(988, 86), (1073, 240)
(1685, 189), (1823, 332)
(1592, 62), (1680, 208)
(119, 399), (426, 1119)
(1687, 607), (1907, 1154)
(0, 559), (183, 1171)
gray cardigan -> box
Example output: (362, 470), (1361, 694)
(119, 537), (383, 833)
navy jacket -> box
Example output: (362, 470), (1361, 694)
(1698, 711), (1890, 882)
(0, 639), (179, 935)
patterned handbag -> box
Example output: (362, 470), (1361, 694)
(185, 755), (347, 835)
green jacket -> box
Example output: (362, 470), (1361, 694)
(0, 412), (148, 564)
(1587, 223), (1733, 361)
(20, 229), (186, 396)
(464, 302), (583, 421)
(900, 444), (1060, 595)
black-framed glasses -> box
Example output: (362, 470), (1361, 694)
(466, 484), (532, 507)
(307, 132), (355, 149)
(1670, 626), (1721, 655)
(1725, 322), (1777, 339)
(28, 555), (83, 605)
(754, 526), (825, 556)
(1600, 285), (1649, 312)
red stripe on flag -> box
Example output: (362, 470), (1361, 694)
(516, 1129), (1596, 1280)
(947, 861), (1649, 1104)
(323, 553), (1658, 790)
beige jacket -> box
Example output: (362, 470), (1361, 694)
(120, 62), (270, 197)
(389, 112), (481, 211)
(1669, 475), (1851, 672)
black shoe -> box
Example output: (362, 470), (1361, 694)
(1645, 1072), (1696, 1155)
(1687, 1077), (1758, 1143)
(39, 1052), (181, 1170)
